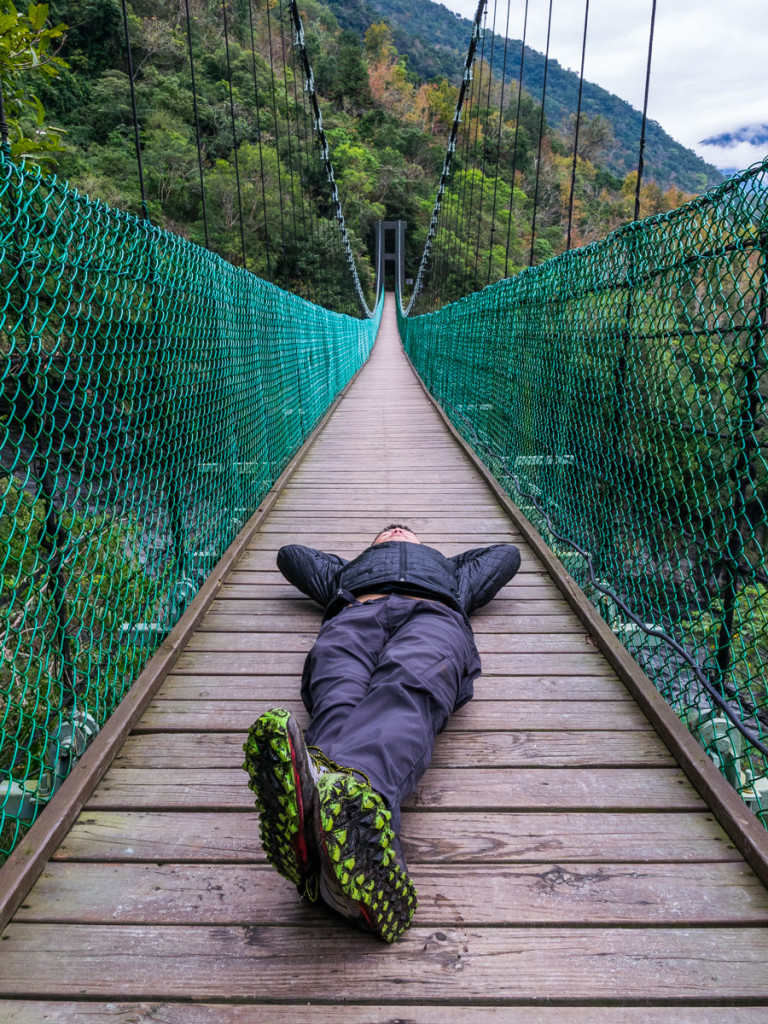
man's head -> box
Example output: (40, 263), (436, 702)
(372, 523), (421, 546)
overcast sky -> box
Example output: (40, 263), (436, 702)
(435, 0), (767, 172)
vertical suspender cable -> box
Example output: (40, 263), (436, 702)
(183, 0), (210, 247)
(566, 0), (590, 250)
(287, 18), (311, 301)
(504, 0), (529, 278)
(123, 0), (186, 586)
(299, 66), (323, 301)
(120, 0), (148, 221)
(462, 1), (487, 297)
(529, 0), (553, 266)
(221, 0), (247, 267)
(449, 36), (478, 302)
(183, 0), (210, 249)
(405, 0), (486, 316)
(634, 0), (657, 221)
(247, 0), (272, 277)
(488, 0), (512, 285)
(265, 0), (288, 280)
(472, 0), (498, 289)
(277, 0), (301, 289)
(287, 0), (372, 315)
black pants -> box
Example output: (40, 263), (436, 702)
(301, 594), (481, 833)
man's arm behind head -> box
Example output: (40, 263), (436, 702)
(276, 544), (346, 609)
(451, 543), (521, 616)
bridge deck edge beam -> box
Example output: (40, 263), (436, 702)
(0, 355), (372, 935)
(399, 338), (768, 890)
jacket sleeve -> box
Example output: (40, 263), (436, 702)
(451, 543), (521, 615)
(276, 544), (346, 609)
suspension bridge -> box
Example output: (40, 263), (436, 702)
(1, 0), (768, 1016)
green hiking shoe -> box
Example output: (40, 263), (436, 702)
(315, 771), (418, 943)
(242, 708), (320, 898)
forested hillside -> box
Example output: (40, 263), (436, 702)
(327, 0), (723, 193)
(23, 0), (703, 306)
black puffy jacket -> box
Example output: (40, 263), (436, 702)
(276, 540), (521, 623)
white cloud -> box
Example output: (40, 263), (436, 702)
(429, 0), (768, 171)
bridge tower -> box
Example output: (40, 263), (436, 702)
(374, 220), (406, 295)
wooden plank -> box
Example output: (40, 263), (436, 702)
(15, 861), (768, 926)
(208, 598), (579, 618)
(198, 612), (588, 634)
(408, 340), (768, 892)
(169, 651), (613, 676)
(182, 631), (598, 655)
(158, 673), (635, 701)
(253, 515), (517, 532)
(224, 572), (562, 593)
(6, 298), (766, 1020)
(2, 924), (767, 1001)
(2, 1005), (766, 1024)
(236, 548), (537, 568)
(136, 699), (653, 732)
(52, 810), (742, 864)
(113, 730), (674, 770)
(85, 767), (704, 812)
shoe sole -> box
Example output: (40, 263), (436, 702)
(242, 708), (316, 890)
(317, 772), (418, 943)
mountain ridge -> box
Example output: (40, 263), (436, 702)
(324, 0), (723, 194)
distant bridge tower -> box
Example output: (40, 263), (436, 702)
(374, 220), (406, 295)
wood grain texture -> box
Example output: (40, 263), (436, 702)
(2, 924), (767, 1002)
(3, 296), (767, 1015)
(135, 698), (654, 732)
(2, 1006), (766, 1024)
(157, 672), (636, 700)
(15, 860), (768, 926)
(169, 650), (614, 676)
(113, 730), (673, 769)
(85, 767), (703, 812)
(51, 810), (741, 864)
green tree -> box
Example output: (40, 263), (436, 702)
(0, 2), (67, 163)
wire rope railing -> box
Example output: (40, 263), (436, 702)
(399, 160), (768, 824)
(0, 0), (383, 861)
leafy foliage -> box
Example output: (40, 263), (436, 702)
(0, 1), (67, 163)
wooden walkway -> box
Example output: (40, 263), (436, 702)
(2, 296), (768, 1020)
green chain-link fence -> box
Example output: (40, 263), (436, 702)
(0, 152), (382, 860)
(399, 159), (768, 824)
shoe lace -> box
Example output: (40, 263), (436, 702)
(300, 869), (320, 903)
(307, 746), (372, 788)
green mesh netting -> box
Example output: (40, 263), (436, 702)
(399, 160), (768, 824)
(0, 152), (382, 859)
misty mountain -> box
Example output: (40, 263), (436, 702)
(700, 125), (768, 148)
